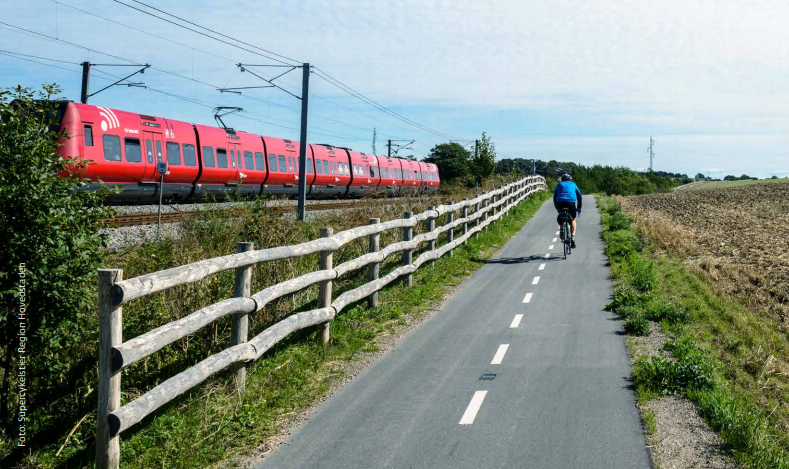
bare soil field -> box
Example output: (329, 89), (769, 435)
(622, 182), (789, 442)
(623, 182), (789, 325)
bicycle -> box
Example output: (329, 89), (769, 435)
(557, 208), (573, 259)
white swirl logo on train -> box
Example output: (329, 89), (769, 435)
(97, 106), (119, 132)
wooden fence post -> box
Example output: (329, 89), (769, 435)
(231, 242), (253, 390)
(319, 227), (333, 344)
(427, 206), (436, 252)
(474, 201), (480, 238)
(368, 218), (380, 308)
(462, 198), (469, 236)
(447, 201), (455, 256)
(403, 211), (413, 286)
(97, 269), (122, 469)
(482, 199), (490, 231)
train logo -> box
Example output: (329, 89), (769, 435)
(98, 106), (119, 132)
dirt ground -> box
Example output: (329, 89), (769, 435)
(622, 181), (789, 327)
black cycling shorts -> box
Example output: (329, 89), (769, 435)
(555, 201), (577, 220)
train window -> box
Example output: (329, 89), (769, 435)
(307, 158), (313, 174)
(102, 135), (121, 161)
(124, 138), (142, 163)
(255, 152), (265, 170)
(145, 140), (153, 163)
(183, 144), (197, 166)
(203, 146), (215, 167)
(83, 125), (94, 146)
(244, 151), (254, 170)
(236, 150), (241, 169)
(166, 142), (181, 165)
(278, 155), (287, 172)
(155, 141), (163, 163)
(268, 153), (277, 171)
(229, 149), (236, 169)
(316, 160), (323, 174)
(322, 159), (329, 174)
(217, 148), (228, 168)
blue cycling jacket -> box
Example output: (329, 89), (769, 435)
(553, 181), (583, 210)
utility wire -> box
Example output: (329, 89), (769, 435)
(112, 0), (465, 143)
(313, 67), (472, 142)
(0, 51), (87, 74)
(0, 49), (79, 65)
(0, 23), (367, 139)
(129, 0), (301, 65)
(47, 0), (389, 137)
(111, 0), (297, 66)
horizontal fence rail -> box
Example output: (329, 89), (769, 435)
(94, 176), (546, 469)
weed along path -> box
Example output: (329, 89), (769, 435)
(255, 196), (649, 469)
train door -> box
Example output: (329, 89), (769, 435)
(229, 142), (242, 181)
(142, 131), (164, 182)
(286, 148), (298, 184)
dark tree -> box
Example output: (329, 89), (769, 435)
(424, 142), (471, 182)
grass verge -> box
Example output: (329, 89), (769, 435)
(26, 190), (549, 469)
(599, 196), (789, 469)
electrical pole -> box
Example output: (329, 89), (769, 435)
(80, 62), (91, 104)
(647, 135), (655, 171)
(387, 139), (392, 158)
(297, 63), (310, 221)
(533, 158), (536, 175)
(372, 128), (377, 154)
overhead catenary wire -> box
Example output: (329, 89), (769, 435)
(313, 67), (473, 143)
(127, 0), (301, 66)
(44, 0), (395, 138)
(0, 22), (369, 140)
(110, 0), (469, 144)
(110, 0), (298, 66)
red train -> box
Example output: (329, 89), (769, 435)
(56, 102), (440, 203)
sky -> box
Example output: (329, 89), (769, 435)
(1, 0), (787, 178)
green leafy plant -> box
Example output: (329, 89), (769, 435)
(623, 313), (651, 336)
(0, 85), (114, 453)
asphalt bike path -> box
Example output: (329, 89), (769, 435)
(256, 195), (650, 468)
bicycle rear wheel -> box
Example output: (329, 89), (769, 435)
(563, 224), (570, 259)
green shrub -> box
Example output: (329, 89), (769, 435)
(647, 302), (690, 324)
(604, 231), (644, 259)
(605, 199), (622, 215)
(607, 211), (631, 231)
(0, 85), (114, 439)
(627, 255), (658, 293)
(634, 352), (715, 395)
(606, 286), (647, 313)
(624, 313), (651, 336)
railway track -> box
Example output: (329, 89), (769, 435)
(100, 199), (423, 227)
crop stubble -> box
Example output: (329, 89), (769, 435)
(623, 182), (789, 326)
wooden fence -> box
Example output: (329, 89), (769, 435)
(94, 176), (546, 468)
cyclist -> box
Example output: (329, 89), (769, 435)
(553, 173), (582, 248)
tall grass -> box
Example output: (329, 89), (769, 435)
(600, 196), (789, 469)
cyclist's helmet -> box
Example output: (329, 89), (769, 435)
(561, 173), (572, 182)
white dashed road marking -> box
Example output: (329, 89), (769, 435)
(549, 244), (555, 250)
(532, 276), (540, 285)
(522, 292), (533, 303)
(459, 391), (488, 425)
(552, 237), (557, 242)
(555, 231), (559, 235)
(539, 263), (546, 271)
(544, 253), (551, 258)
(491, 344), (510, 365)
(510, 314), (523, 328)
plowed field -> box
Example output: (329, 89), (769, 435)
(622, 182), (789, 327)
